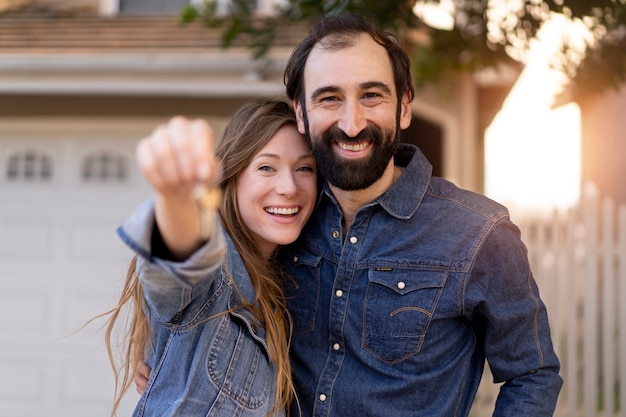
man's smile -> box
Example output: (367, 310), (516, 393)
(336, 141), (370, 152)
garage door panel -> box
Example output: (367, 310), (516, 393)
(63, 285), (126, 334)
(0, 287), (49, 334)
(61, 355), (115, 403)
(0, 121), (152, 416)
(69, 216), (130, 261)
(0, 356), (46, 403)
(0, 215), (55, 259)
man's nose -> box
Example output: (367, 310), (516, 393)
(337, 101), (367, 138)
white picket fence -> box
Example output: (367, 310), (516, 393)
(470, 183), (626, 416)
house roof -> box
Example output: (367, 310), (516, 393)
(0, 14), (303, 52)
(0, 14), (305, 97)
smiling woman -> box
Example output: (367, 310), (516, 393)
(102, 99), (317, 417)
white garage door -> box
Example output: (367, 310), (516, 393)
(0, 118), (164, 416)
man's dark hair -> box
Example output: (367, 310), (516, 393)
(284, 13), (415, 107)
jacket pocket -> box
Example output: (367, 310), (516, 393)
(206, 314), (272, 409)
(363, 267), (447, 364)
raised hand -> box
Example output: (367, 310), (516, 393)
(136, 116), (221, 258)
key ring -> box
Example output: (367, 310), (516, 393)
(192, 184), (221, 241)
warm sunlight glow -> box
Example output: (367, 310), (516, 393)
(484, 14), (586, 210)
(485, 103), (581, 209)
(413, 0), (455, 31)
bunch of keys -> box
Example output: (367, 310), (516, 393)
(192, 184), (221, 241)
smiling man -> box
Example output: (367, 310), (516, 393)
(280, 13), (563, 417)
(298, 31), (408, 197)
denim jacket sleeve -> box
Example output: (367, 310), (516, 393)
(117, 199), (227, 322)
(464, 217), (563, 416)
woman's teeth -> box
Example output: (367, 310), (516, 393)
(265, 207), (300, 215)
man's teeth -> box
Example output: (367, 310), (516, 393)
(265, 207), (300, 215)
(337, 141), (368, 151)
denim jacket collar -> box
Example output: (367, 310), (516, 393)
(318, 144), (432, 220)
(223, 234), (268, 350)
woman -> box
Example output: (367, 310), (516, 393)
(103, 99), (317, 417)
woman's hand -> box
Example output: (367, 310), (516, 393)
(137, 116), (218, 199)
(134, 361), (151, 395)
(137, 116), (221, 259)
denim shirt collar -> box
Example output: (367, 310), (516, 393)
(318, 143), (432, 220)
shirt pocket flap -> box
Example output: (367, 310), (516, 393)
(368, 267), (446, 295)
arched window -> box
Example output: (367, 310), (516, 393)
(6, 150), (53, 182)
(81, 151), (128, 183)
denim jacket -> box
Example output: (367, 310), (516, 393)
(280, 144), (562, 417)
(118, 200), (284, 417)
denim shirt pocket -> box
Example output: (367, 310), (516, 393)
(282, 249), (323, 335)
(363, 267), (447, 364)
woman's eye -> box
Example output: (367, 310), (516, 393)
(297, 165), (315, 173)
(257, 165), (274, 172)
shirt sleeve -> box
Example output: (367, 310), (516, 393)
(117, 198), (227, 322)
(464, 217), (563, 416)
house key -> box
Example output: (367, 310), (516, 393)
(192, 184), (221, 241)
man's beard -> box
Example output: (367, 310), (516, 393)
(306, 122), (399, 191)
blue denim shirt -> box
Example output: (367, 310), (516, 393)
(280, 144), (562, 417)
(118, 200), (285, 417)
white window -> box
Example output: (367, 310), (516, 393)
(114, 0), (283, 15)
(6, 150), (53, 182)
(81, 150), (128, 183)
(118, 0), (191, 15)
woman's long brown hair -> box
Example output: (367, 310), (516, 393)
(101, 99), (303, 416)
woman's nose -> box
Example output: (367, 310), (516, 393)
(276, 171), (298, 198)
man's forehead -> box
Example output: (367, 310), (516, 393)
(309, 32), (381, 56)
(303, 35), (394, 91)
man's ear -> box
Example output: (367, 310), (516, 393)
(399, 91), (412, 130)
(294, 100), (306, 134)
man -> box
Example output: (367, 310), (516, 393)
(134, 12), (562, 416)
(278, 13), (562, 417)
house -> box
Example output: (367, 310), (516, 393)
(0, 1), (513, 415)
(579, 88), (626, 204)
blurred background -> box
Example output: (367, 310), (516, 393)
(0, 0), (625, 416)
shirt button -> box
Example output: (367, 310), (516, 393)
(333, 343), (340, 351)
(293, 256), (298, 263)
(335, 289), (343, 297)
(349, 236), (357, 244)
(319, 394), (327, 402)
(397, 281), (406, 290)
(332, 230), (340, 238)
